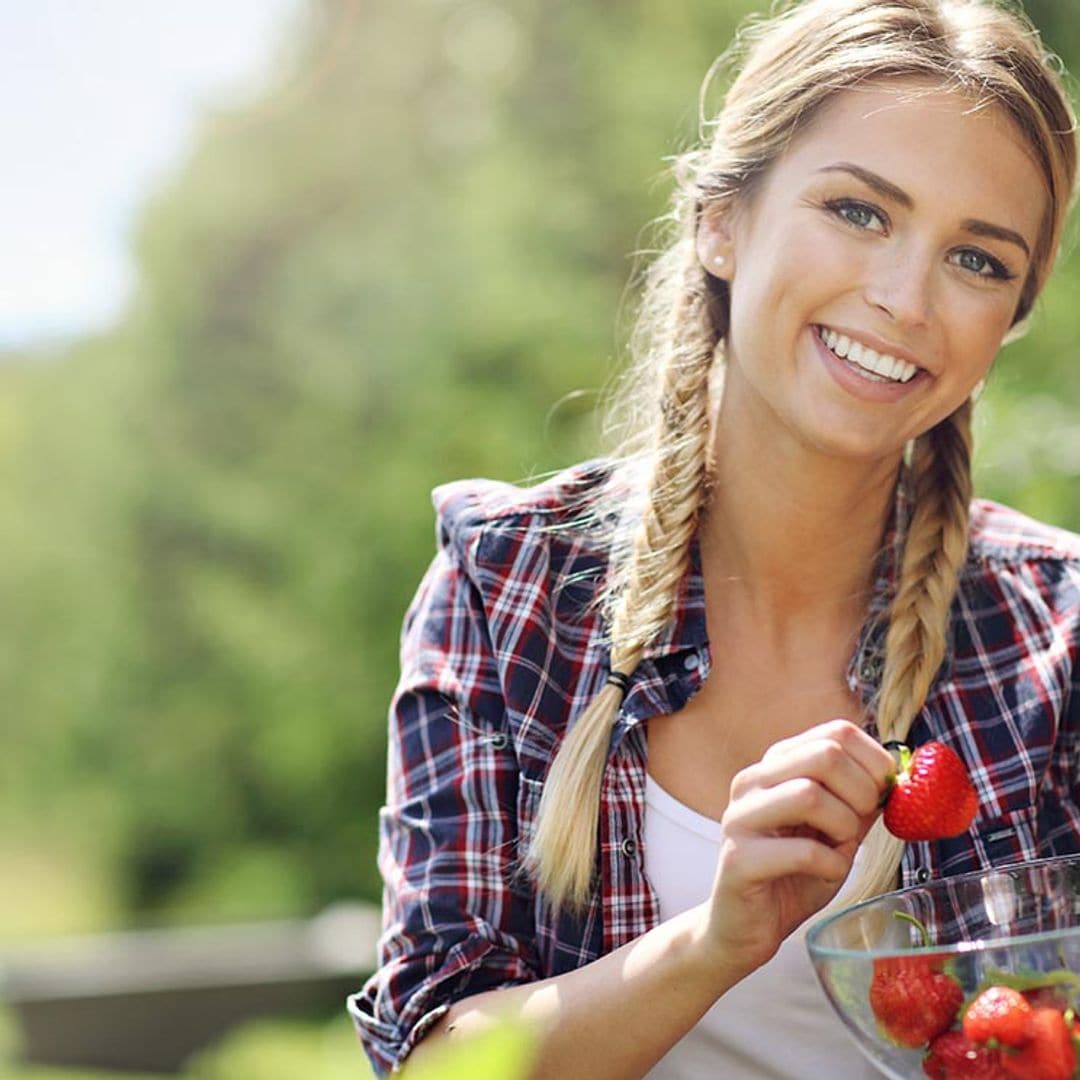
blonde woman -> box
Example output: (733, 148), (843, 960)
(352, 1), (1080, 1076)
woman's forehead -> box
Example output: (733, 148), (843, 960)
(762, 80), (1047, 240)
(791, 80), (1027, 164)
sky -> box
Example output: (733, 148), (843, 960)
(0, 1), (303, 350)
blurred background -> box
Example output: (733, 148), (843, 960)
(2, 0), (1080, 1076)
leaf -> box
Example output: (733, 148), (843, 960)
(400, 1021), (536, 1080)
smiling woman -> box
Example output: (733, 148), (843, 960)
(349, 2), (1080, 1078)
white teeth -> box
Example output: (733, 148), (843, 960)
(818, 326), (917, 384)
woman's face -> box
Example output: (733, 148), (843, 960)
(700, 80), (1047, 464)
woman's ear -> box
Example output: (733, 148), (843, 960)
(696, 200), (736, 281)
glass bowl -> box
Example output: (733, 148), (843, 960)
(805, 855), (1080, 1079)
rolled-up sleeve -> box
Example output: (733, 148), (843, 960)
(348, 520), (542, 1075)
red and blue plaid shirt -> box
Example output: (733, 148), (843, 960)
(349, 459), (1080, 1075)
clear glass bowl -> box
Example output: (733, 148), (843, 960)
(805, 855), (1080, 1079)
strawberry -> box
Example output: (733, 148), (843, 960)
(870, 953), (964, 1047)
(883, 741), (978, 841)
(963, 986), (1034, 1049)
(1000, 1007), (1076, 1080)
(923, 1030), (1010, 1079)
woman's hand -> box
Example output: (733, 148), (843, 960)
(701, 719), (895, 982)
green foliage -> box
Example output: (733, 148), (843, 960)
(187, 1014), (532, 1080)
(184, 1015), (370, 1079)
(0, 1013), (534, 1080)
(1, 0), (1079, 950)
(391, 1023), (534, 1080)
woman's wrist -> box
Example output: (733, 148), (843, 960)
(676, 902), (754, 998)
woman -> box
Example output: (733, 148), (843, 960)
(351, 1), (1080, 1076)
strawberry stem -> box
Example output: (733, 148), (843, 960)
(881, 740), (912, 787)
(891, 910), (931, 947)
(896, 744), (912, 775)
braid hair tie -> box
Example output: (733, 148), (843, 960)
(606, 671), (631, 700)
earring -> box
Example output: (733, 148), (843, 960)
(713, 255), (726, 268)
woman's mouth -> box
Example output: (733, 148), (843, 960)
(815, 325), (919, 384)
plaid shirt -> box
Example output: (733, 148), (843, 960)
(349, 459), (1080, 1075)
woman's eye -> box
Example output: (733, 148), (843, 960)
(826, 199), (886, 233)
(950, 248), (1012, 280)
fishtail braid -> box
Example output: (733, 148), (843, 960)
(847, 398), (975, 903)
(529, 232), (721, 912)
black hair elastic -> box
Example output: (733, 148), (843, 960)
(606, 671), (631, 699)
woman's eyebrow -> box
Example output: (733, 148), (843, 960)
(817, 161), (1032, 258)
(816, 162), (913, 207)
(960, 218), (1031, 258)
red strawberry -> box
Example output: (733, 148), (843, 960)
(1000, 1007), (1075, 1080)
(870, 953), (964, 1047)
(883, 741), (978, 841)
(923, 1030), (1010, 1079)
(963, 986), (1034, 1049)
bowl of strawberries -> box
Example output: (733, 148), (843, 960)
(806, 854), (1080, 1079)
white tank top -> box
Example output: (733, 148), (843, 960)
(642, 774), (880, 1080)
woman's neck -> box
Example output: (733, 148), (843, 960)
(701, 423), (901, 631)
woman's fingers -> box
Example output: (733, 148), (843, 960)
(734, 719), (895, 819)
(722, 775), (864, 846)
(765, 719), (895, 785)
(717, 830), (853, 887)
(722, 719), (897, 859)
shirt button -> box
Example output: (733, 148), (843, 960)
(683, 653), (700, 672)
(915, 866), (931, 884)
(487, 732), (508, 750)
(620, 837), (638, 858)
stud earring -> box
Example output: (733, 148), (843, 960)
(713, 254), (726, 268)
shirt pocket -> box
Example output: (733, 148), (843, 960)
(937, 803), (1039, 878)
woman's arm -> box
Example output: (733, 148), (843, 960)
(408, 900), (735, 1080)
(409, 719), (895, 1080)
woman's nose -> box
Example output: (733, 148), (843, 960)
(863, 248), (934, 329)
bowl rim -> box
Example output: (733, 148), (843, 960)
(805, 852), (1080, 960)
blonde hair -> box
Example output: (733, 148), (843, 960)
(530, 0), (1078, 912)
